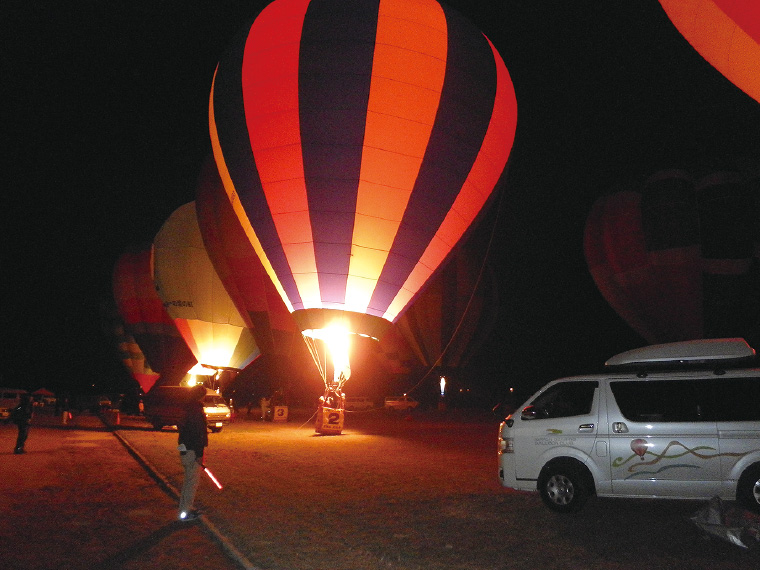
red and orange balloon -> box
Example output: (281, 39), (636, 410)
(208, 0), (517, 352)
(659, 0), (760, 104)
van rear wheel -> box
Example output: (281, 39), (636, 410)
(737, 465), (760, 514)
(538, 461), (591, 513)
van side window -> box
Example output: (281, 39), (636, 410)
(610, 380), (712, 422)
(528, 381), (597, 419)
(710, 377), (760, 421)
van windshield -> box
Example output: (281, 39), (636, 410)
(526, 381), (597, 419)
(204, 396), (227, 407)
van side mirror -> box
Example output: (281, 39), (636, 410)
(521, 405), (539, 420)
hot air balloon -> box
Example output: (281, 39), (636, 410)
(195, 156), (313, 390)
(395, 244), (499, 385)
(208, 0), (517, 415)
(153, 202), (261, 389)
(112, 244), (197, 388)
(584, 169), (760, 345)
(195, 156), (297, 354)
(100, 298), (160, 394)
(372, 327), (414, 378)
(658, 0), (760, 104)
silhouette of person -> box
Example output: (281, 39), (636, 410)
(11, 393), (33, 454)
(177, 386), (208, 521)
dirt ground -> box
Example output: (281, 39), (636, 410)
(3, 408), (760, 570)
(118, 409), (760, 570)
(0, 411), (235, 570)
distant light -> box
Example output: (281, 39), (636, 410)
(439, 376), (446, 396)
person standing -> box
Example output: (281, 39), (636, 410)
(177, 385), (208, 521)
(11, 393), (33, 454)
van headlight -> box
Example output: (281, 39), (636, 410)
(498, 437), (514, 454)
(498, 421), (514, 454)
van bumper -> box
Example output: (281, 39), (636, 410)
(206, 417), (230, 429)
(499, 452), (537, 492)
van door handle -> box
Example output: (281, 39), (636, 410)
(578, 424), (595, 433)
(612, 422), (629, 434)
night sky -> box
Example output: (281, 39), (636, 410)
(4, 0), (760, 401)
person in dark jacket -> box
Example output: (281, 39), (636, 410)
(177, 385), (208, 521)
(11, 393), (33, 454)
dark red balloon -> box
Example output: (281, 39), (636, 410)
(585, 169), (760, 344)
(112, 244), (197, 387)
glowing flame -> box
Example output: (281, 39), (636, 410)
(325, 324), (351, 386)
(302, 323), (352, 388)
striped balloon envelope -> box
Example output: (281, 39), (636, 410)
(658, 0), (760, 104)
(112, 244), (197, 388)
(209, 0), (517, 342)
(195, 155), (306, 360)
(195, 155), (315, 388)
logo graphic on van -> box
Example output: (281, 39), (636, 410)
(614, 440), (756, 477)
(535, 437), (576, 446)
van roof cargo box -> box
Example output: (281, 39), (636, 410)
(605, 338), (756, 370)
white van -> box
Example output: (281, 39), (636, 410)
(498, 338), (760, 513)
(345, 397), (374, 411)
(384, 395), (418, 411)
(0, 389), (28, 422)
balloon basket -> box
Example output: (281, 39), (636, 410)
(315, 406), (344, 435)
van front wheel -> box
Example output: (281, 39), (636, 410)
(737, 465), (760, 513)
(538, 461), (591, 513)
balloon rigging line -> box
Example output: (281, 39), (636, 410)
(405, 184), (506, 396)
(302, 334), (328, 385)
(298, 409), (319, 429)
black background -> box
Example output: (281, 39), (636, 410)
(4, 0), (760, 402)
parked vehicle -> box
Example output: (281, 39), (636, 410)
(345, 397), (374, 411)
(144, 386), (231, 432)
(0, 389), (27, 423)
(498, 338), (760, 513)
(384, 395), (418, 411)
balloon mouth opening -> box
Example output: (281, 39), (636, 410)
(293, 308), (391, 341)
(301, 328), (374, 340)
(187, 363), (217, 376)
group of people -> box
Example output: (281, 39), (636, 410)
(8, 386), (210, 523)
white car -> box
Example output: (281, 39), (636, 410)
(345, 397), (374, 411)
(384, 395), (418, 411)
